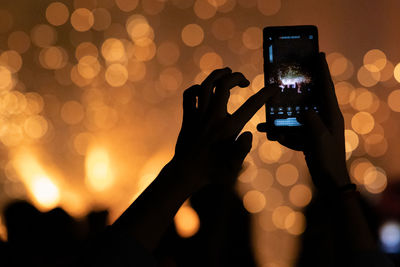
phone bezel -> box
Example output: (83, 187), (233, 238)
(263, 25), (319, 131)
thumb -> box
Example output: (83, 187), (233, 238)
(300, 110), (329, 140)
(232, 131), (253, 165)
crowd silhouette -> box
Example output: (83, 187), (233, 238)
(0, 53), (397, 266)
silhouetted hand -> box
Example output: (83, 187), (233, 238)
(257, 53), (350, 190)
(112, 67), (278, 253)
(173, 67), (279, 189)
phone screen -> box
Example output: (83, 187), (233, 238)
(263, 26), (319, 127)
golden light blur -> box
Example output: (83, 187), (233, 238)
(46, 2), (70, 26)
(70, 8), (95, 32)
(243, 190), (266, 213)
(12, 149), (60, 211)
(0, 1), (399, 266)
(276, 163), (299, 187)
(174, 201), (200, 238)
(85, 146), (115, 192)
(181, 24), (204, 47)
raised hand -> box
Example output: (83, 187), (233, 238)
(111, 68), (278, 252)
(173, 67), (279, 189)
(257, 53), (350, 190)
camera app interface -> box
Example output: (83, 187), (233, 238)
(265, 33), (318, 127)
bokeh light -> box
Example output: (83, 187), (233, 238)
(351, 111), (375, 134)
(363, 49), (387, 72)
(243, 190), (266, 213)
(181, 24), (204, 47)
(46, 2), (70, 26)
(85, 146), (114, 192)
(174, 202), (200, 238)
(71, 8), (94, 32)
(380, 221), (400, 253)
(0, 2), (398, 267)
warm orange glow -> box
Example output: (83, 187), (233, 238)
(258, 141), (282, 163)
(77, 55), (101, 79)
(276, 163), (299, 186)
(92, 8), (112, 31)
(7, 31), (31, 54)
(105, 63), (129, 87)
(31, 24), (57, 48)
(242, 27), (262, 50)
(364, 167), (387, 194)
(243, 190), (266, 213)
(157, 41), (180, 66)
(357, 66), (380, 87)
(102, 38), (126, 62)
(251, 168), (274, 191)
(39, 46), (68, 70)
(264, 188), (283, 211)
(194, 0), (217, 19)
(181, 24), (204, 47)
(0, 66), (12, 90)
(394, 63), (400, 83)
(289, 184), (312, 207)
(23, 115), (48, 139)
(31, 176), (60, 209)
(0, 50), (22, 73)
(46, 2), (70, 26)
(85, 146), (114, 192)
(350, 158), (374, 184)
(174, 202), (200, 238)
(238, 158), (258, 183)
(272, 205), (293, 229)
(70, 8), (94, 32)
(116, 0), (139, 12)
(159, 67), (183, 91)
(363, 49), (387, 72)
(285, 211), (306, 235)
(75, 42), (99, 60)
(199, 52), (223, 73)
(351, 111), (375, 134)
(345, 129), (359, 153)
(388, 89), (400, 112)
(61, 101), (85, 125)
(126, 15), (154, 47)
(257, 0), (281, 16)
(211, 17), (235, 41)
(12, 149), (60, 210)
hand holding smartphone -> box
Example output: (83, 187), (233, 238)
(263, 25), (319, 130)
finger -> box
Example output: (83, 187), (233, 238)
(232, 131), (253, 164)
(182, 85), (200, 121)
(230, 85), (279, 134)
(275, 134), (304, 151)
(199, 67), (232, 113)
(302, 110), (329, 139)
(256, 123), (268, 132)
(214, 72), (250, 115)
(317, 53), (343, 130)
(256, 123), (280, 141)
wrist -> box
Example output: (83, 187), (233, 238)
(168, 157), (209, 193)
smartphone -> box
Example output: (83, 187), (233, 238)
(263, 25), (319, 129)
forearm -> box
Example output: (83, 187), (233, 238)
(111, 159), (200, 251)
(318, 170), (376, 253)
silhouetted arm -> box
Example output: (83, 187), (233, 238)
(111, 68), (279, 253)
(258, 53), (394, 266)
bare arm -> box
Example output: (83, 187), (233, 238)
(111, 68), (278, 252)
(259, 53), (392, 265)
